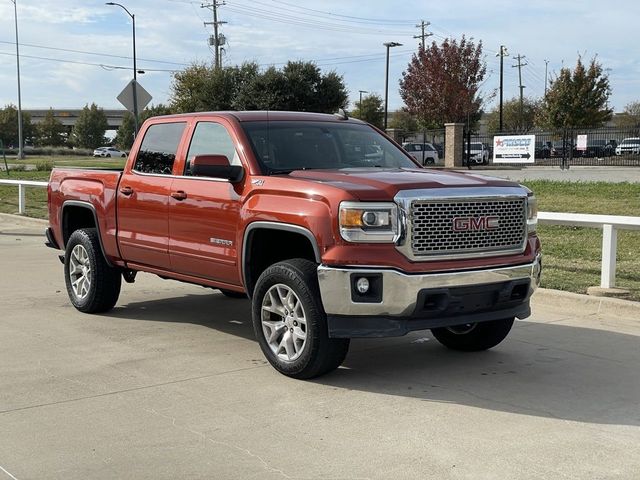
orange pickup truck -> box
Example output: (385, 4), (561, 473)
(46, 111), (541, 378)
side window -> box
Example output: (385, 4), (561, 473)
(133, 122), (186, 175)
(185, 122), (238, 175)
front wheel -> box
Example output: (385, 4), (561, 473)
(64, 228), (121, 313)
(106, 153), (111, 157)
(252, 259), (350, 379)
(431, 318), (514, 352)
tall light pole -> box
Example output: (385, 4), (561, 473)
(11, 0), (24, 159)
(496, 45), (508, 132)
(106, 2), (139, 135)
(383, 42), (402, 130)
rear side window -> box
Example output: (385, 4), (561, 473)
(185, 122), (238, 175)
(134, 122), (186, 175)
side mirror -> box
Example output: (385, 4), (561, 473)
(190, 154), (243, 182)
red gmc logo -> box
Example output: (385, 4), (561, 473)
(452, 216), (500, 232)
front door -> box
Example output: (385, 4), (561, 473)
(168, 121), (243, 285)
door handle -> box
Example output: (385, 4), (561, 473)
(171, 190), (187, 201)
(120, 186), (134, 196)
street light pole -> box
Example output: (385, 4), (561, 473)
(383, 42), (402, 130)
(106, 2), (139, 136)
(496, 45), (508, 132)
(11, 0), (24, 159)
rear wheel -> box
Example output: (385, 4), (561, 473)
(106, 153), (111, 157)
(252, 258), (349, 379)
(64, 228), (121, 313)
(431, 318), (514, 352)
(424, 157), (435, 165)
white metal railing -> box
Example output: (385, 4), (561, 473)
(0, 179), (48, 214)
(538, 211), (640, 289)
(0, 180), (638, 290)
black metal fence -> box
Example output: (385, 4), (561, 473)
(469, 127), (640, 167)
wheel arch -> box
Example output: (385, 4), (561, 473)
(242, 221), (321, 298)
(61, 200), (113, 267)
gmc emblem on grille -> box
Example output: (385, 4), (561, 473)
(452, 216), (500, 232)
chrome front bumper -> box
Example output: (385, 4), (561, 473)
(317, 255), (541, 317)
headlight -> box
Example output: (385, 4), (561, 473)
(526, 195), (538, 233)
(339, 201), (399, 243)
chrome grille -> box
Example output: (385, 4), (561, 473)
(410, 198), (526, 257)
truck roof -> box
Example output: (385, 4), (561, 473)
(150, 111), (367, 123)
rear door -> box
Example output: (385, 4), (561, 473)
(117, 121), (187, 269)
(168, 120), (244, 285)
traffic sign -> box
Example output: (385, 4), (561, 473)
(117, 80), (152, 114)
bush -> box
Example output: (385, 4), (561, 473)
(9, 164), (26, 172)
(35, 159), (54, 171)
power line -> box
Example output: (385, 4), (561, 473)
(222, 4), (414, 36)
(0, 50), (177, 72)
(267, 0), (415, 25)
(0, 39), (188, 66)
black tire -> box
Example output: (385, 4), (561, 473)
(106, 153), (111, 157)
(219, 288), (247, 299)
(121, 153), (126, 158)
(252, 258), (350, 379)
(431, 318), (515, 352)
(64, 228), (121, 313)
(424, 158), (435, 165)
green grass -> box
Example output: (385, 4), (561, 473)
(1, 173), (639, 300)
(522, 181), (640, 300)
(5, 155), (126, 169)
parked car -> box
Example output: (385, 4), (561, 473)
(93, 146), (127, 158)
(402, 142), (441, 165)
(46, 110), (540, 379)
(464, 142), (489, 164)
(551, 140), (574, 158)
(580, 139), (617, 158)
(615, 138), (640, 156)
(535, 141), (552, 159)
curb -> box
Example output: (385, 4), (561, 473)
(532, 288), (640, 318)
(0, 212), (48, 226)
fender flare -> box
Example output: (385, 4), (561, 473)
(241, 221), (321, 294)
(61, 200), (114, 267)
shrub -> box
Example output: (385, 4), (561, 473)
(35, 159), (54, 171)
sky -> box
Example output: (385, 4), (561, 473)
(0, 0), (639, 117)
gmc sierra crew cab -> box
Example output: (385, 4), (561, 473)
(46, 111), (542, 379)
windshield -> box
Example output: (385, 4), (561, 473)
(621, 139), (640, 145)
(241, 121), (417, 173)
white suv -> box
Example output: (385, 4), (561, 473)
(615, 138), (640, 156)
(402, 142), (441, 165)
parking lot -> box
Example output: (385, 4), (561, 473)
(1, 213), (639, 479)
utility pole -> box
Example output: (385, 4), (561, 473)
(496, 45), (508, 132)
(544, 59), (549, 97)
(202, 1), (227, 69)
(512, 54), (527, 131)
(11, 0), (24, 159)
(413, 20), (432, 48)
(358, 90), (368, 109)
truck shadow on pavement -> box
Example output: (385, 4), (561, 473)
(109, 293), (640, 428)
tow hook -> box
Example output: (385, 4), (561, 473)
(122, 269), (137, 284)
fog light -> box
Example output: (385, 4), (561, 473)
(356, 277), (370, 294)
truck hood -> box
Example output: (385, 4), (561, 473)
(286, 168), (520, 201)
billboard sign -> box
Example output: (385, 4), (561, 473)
(493, 135), (535, 163)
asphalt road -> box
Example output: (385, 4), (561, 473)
(1, 214), (639, 479)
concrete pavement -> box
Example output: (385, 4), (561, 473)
(1, 214), (639, 479)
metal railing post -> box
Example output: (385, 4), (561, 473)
(18, 183), (25, 214)
(601, 224), (617, 288)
